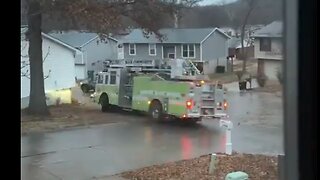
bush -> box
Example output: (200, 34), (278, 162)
(235, 71), (251, 81)
(276, 70), (283, 84)
(257, 74), (267, 87)
(235, 71), (243, 81)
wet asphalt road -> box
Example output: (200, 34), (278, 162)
(21, 82), (283, 180)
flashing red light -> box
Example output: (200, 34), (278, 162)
(186, 100), (193, 109)
(223, 100), (228, 110)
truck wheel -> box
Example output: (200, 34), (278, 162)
(189, 118), (201, 123)
(148, 101), (163, 121)
(100, 94), (110, 112)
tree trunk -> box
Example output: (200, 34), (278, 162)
(241, 0), (254, 73)
(174, 12), (179, 28)
(26, 0), (49, 115)
(241, 24), (247, 72)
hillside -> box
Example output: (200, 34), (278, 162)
(21, 0), (282, 30)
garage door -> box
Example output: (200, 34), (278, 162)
(264, 60), (282, 80)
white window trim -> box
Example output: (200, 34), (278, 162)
(129, 44), (136, 56)
(200, 43), (203, 61)
(161, 45), (164, 59)
(149, 44), (157, 56)
(181, 44), (196, 58)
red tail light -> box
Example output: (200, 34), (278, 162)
(223, 100), (228, 110)
(186, 99), (193, 109)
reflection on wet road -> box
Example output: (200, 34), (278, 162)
(21, 120), (223, 180)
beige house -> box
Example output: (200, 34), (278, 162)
(252, 21), (283, 81)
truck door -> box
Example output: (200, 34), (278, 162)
(118, 69), (133, 108)
(107, 70), (120, 105)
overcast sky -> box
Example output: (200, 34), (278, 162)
(198, 0), (238, 6)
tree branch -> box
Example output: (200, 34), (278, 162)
(21, 43), (28, 51)
(43, 46), (50, 62)
(21, 69), (30, 79)
(21, 46), (51, 80)
(44, 70), (51, 79)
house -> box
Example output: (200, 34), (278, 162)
(118, 28), (231, 74)
(252, 21), (283, 81)
(49, 31), (119, 81)
(21, 27), (80, 109)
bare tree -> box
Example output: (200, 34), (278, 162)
(240, 0), (256, 72)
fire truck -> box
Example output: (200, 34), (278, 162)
(91, 59), (228, 122)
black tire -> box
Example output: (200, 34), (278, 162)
(188, 118), (201, 124)
(81, 84), (90, 93)
(99, 94), (110, 112)
(148, 101), (163, 122)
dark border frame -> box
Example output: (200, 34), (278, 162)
(283, 0), (299, 179)
(284, 0), (317, 179)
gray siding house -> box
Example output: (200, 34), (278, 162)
(118, 28), (230, 73)
(49, 31), (118, 80)
(252, 21), (283, 82)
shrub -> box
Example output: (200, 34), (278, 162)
(257, 74), (267, 87)
(276, 70), (283, 84)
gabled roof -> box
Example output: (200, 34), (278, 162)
(252, 21), (283, 38)
(119, 28), (230, 44)
(21, 27), (80, 53)
(48, 31), (118, 48)
(49, 31), (99, 48)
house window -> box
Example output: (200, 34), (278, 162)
(189, 45), (195, 57)
(149, 44), (156, 56)
(97, 75), (103, 84)
(129, 44), (136, 55)
(110, 71), (117, 85)
(182, 44), (196, 58)
(260, 38), (271, 51)
(104, 75), (109, 84)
